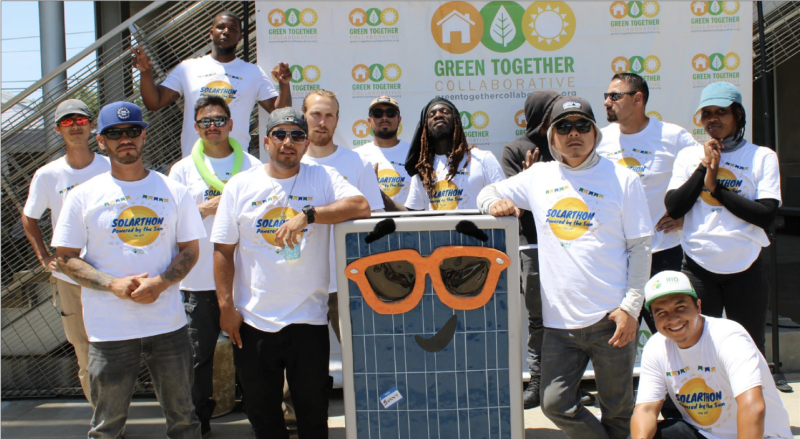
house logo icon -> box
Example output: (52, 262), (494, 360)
(352, 120), (371, 138)
(692, 1), (739, 16)
(612, 56), (631, 73)
(693, 110), (703, 127)
(610, 1), (628, 18)
(692, 54), (711, 72)
(352, 63), (403, 83)
(268, 8), (318, 27)
(352, 64), (369, 82)
(431, 2), (484, 54)
(612, 55), (660, 74)
(350, 9), (366, 26)
(692, 53), (738, 72)
(350, 7), (400, 27)
(514, 109), (526, 128)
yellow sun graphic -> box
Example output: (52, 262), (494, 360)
(522, 2), (576, 51)
(644, 55), (661, 73)
(383, 63), (402, 82)
(302, 65), (321, 83)
(642, 1), (660, 17)
(299, 8), (318, 26)
(722, 1), (739, 15)
(381, 8), (399, 26)
(472, 111), (490, 130)
(724, 53), (740, 70)
(646, 111), (662, 121)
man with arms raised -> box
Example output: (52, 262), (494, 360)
(478, 97), (653, 439)
(132, 11), (291, 157)
(168, 96), (262, 437)
(53, 102), (205, 438)
(211, 107), (370, 438)
(631, 271), (792, 439)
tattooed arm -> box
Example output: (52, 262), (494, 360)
(56, 247), (149, 300)
(127, 240), (200, 304)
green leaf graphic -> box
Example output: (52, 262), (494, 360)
(490, 6), (516, 48)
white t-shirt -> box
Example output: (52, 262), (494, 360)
(23, 154), (111, 284)
(598, 118), (699, 253)
(354, 140), (412, 205)
(667, 142), (781, 274)
(492, 159), (652, 329)
(406, 149), (505, 210)
(302, 146), (384, 293)
(637, 317), (792, 439)
(160, 55), (279, 158)
(51, 171), (206, 342)
(209, 163), (363, 332)
(168, 150), (262, 291)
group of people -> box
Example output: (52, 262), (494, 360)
(20, 9), (792, 439)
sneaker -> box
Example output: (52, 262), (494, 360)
(201, 420), (211, 439)
(523, 374), (541, 409)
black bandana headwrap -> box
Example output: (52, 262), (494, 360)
(404, 97), (463, 177)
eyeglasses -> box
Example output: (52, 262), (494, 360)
(345, 246), (510, 314)
(370, 108), (398, 118)
(102, 126), (143, 140)
(604, 91), (637, 102)
(270, 129), (307, 143)
(196, 116), (229, 129)
(554, 119), (593, 135)
(57, 116), (90, 127)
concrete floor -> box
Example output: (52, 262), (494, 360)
(3, 377), (800, 439)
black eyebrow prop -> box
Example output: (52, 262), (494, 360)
(455, 220), (488, 242)
(364, 218), (396, 244)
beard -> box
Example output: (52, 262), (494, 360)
(110, 144), (143, 165)
(374, 127), (398, 140)
(214, 43), (236, 55)
(309, 129), (334, 146)
(606, 109), (618, 122)
(428, 124), (453, 140)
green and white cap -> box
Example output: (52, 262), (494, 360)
(644, 271), (698, 312)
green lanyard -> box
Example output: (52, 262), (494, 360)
(191, 137), (244, 191)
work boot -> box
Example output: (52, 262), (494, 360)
(523, 374), (541, 409)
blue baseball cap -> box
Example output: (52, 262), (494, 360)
(696, 82), (742, 113)
(97, 101), (150, 134)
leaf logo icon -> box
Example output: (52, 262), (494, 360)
(490, 5), (516, 47)
(479, 1), (525, 53)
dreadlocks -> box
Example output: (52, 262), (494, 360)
(415, 114), (472, 197)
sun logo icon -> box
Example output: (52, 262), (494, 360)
(302, 65), (321, 83)
(522, 2), (576, 51)
(642, 1), (660, 17)
(646, 111), (662, 121)
(383, 63), (402, 82)
(299, 8), (318, 26)
(724, 52), (740, 70)
(381, 8), (399, 26)
(472, 111), (490, 129)
(722, 1), (739, 14)
(644, 55), (661, 73)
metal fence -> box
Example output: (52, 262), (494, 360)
(1, 1), (259, 398)
(752, 1), (800, 79)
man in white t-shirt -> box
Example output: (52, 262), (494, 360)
(598, 73), (700, 336)
(478, 97), (653, 439)
(22, 99), (111, 406)
(354, 96), (412, 210)
(168, 95), (262, 436)
(631, 271), (792, 439)
(403, 97), (505, 211)
(211, 107), (370, 438)
(132, 10), (291, 157)
(53, 102), (206, 438)
(300, 90), (384, 341)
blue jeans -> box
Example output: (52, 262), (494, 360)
(541, 316), (636, 439)
(87, 325), (201, 439)
(182, 290), (221, 424)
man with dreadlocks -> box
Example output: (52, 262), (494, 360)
(401, 97), (504, 211)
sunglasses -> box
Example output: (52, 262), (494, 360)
(57, 116), (91, 127)
(370, 108), (398, 118)
(102, 126), (143, 140)
(604, 91), (637, 102)
(270, 129), (307, 143)
(196, 116), (229, 129)
(345, 246), (510, 314)
(554, 119), (593, 135)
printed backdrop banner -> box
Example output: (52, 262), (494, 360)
(257, 1), (752, 159)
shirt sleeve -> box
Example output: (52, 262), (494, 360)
(482, 151), (506, 185)
(490, 168), (533, 211)
(635, 340), (669, 404)
(356, 159), (385, 210)
(51, 190), (87, 249)
(210, 181), (240, 245)
(622, 174), (654, 239)
(256, 66), (279, 102)
(23, 169), (50, 219)
(717, 326), (764, 397)
(175, 186), (206, 243)
(754, 149), (782, 203)
(667, 149), (692, 191)
(159, 62), (184, 97)
(404, 175), (430, 210)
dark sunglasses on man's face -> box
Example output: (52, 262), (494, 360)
(270, 129), (307, 143)
(196, 116), (229, 129)
(554, 120), (593, 135)
(58, 116), (91, 127)
(604, 91), (637, 102)
(370, 108), (398, 119)
(103, 126), (143, 140)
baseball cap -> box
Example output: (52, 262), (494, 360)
(266, 107), (308, 134)
(97, 102), (149, 134)
(549, 96), (596, 124)
(369, 96), (400, 112)
(696, 82), (742, 113)
(644, 271), (698, 312)
(54, 99), (91, 123)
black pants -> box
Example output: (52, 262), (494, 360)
(626, 419), (706, 439)
(234, 323), (332, 439)
(682, 254), (768, 354)
(641, 245), (684, 334)
(182, 290), (221, 424)
(521, 248), (543, 377)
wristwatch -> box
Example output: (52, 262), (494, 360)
(302, 205), (316, 224)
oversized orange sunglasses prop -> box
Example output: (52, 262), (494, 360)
(345, 246), (510, 315)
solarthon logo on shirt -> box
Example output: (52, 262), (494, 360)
(200, 81), (236, 105)
(546, 197), (594, 240)
(204, 180), (228, 200)
(690, 1), (740, 32)
(112, 206), (164, 247)
(691, 53), (740, 88)
(608, 1), (660, 34)
(676, 377), (726, 426)
(256, 207), (306, 246)
(430, 180), (463, 210)
(267, 8), (318, 42)
(617, 157), (646, 177)
(611, 55), (661, 88)
(58, 183), (79, 195)
(348, 7), (399, 42)
(700, 168), (741, 206)
(377, 168), (405, 198)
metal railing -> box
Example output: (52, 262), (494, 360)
(753, 1), (800, 79)
(1, 1), (259, 398)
